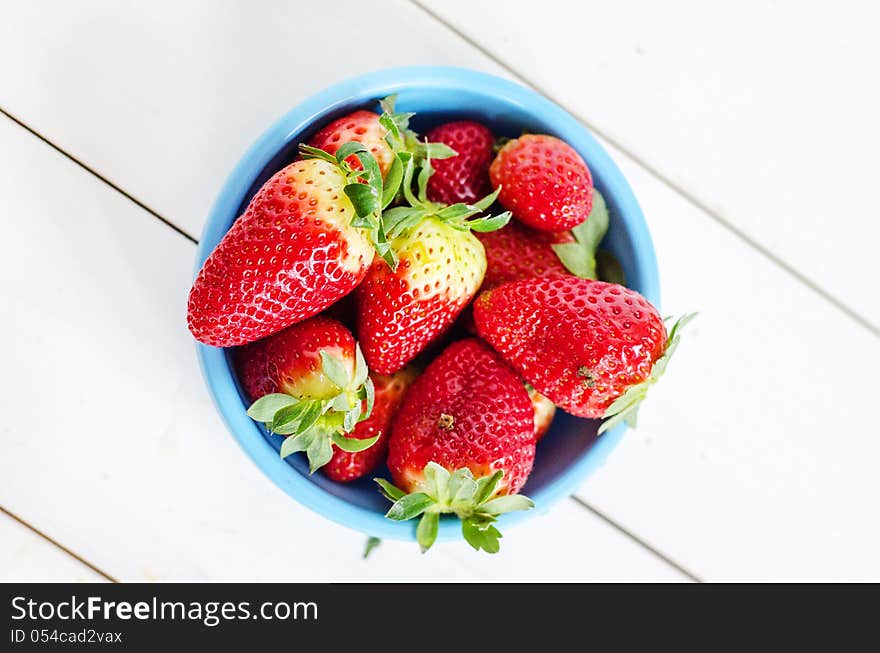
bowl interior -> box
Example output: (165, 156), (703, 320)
(197, 67), (659, 540)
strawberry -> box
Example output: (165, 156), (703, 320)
(489, 134), (593, 232)
(477, 221), (573, 291)
(527, 385), (556, 441)
(309, 96), (456, 180)
(474, 275), (694, 432)
(425, 120), (494, 205)
(188, 142), (400, 348)
(477, 189), (614, 290)
(355, 153), (511, 374)
(308, 110), (395, 178)
(323, 366), (418, 482)
(377, 338), (536, 554)
(236, 316), (380, 473)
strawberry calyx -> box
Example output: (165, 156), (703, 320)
(375, 463), (534, 554)
(246, 344), (378, 473)
(598, 313), (697, 435)
(378, 95), (457, 166)
(379, 148), (511, 253)
(300, 141), (401, 269)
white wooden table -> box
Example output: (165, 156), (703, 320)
(1, 0), (877, 582)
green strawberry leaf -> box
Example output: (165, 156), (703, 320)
(479, 495), (535, 516)
(350, 211), (378, 231)
(423, 462), (451, 504)
(334, 141), (368, 164)
(386, 493), (434, 521)
(342, 402), (362, 432)
(552, 242), (592, 278)
(379, 112), (400, 141)
(417, 147), (433, 204)
(379, 94), (398, 121)
(383, 206), (426, 239)
(298, 144), (337, 165)
(397, 151), (422, 209)
(598, 312), (697, 435)
(272, 399), (324, 436)
(372, 224), (398, 270)
(362, 377), (375, 422)
(306, 434), (334, 474)
(448, 468), (477, 506)
(342, 402), (361, 433)
(344, 182), (380, 220)
(374, 478), (406, 502)
(280, 428), (316, 459)
(466, 211), (512, 233)
(320, 350), (351, 390)
(416, 512), (440, 553)
(450, 478), (478, 510)
(461, 517), (502, 554)
(296, 400), (325, 435)
(473, 470), (503, 505)
(355, 150), (383, 199)
(363, 536), (382, 559)
(382, 155), (404, 209)
(246, 394), (298, 422)
(551, 189), (610, 279)
(421, 141), (457, 160)
(271, 401), (310, 433)
(353, 344), (369, 388)
(331, 432), (380, 453)
(330, 392), (352, 412)
(434, 203), (479, 222)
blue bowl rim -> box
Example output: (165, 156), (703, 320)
(194, 65), (660, 542)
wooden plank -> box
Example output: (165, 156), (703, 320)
(0, 113), (684, 582)
(574, 131), (880, 580)
(0, 0), (510, 241)
(416, 0), (880, 327)
(0, 512), (107, 582)
(2, 0), (878, 579)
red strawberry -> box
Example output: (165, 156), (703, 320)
(489, 134), (593, 232)
(323, 366), (418, 482)
(236, 316), (381, 474)
(425, 120), (494, 205)
(477, 189), (614, 290)
(527, 385), (556, 441)
(355, 159), (510, 374)
(474, 276), (693, 432)
(378, 338), (536, 553)
(356, 217), (486, 374)
(308, 110), (394, 178)
(188, 156), (378, 348)
(477, 221), (573, 291)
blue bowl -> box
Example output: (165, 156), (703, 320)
(195, 66), (660, 542)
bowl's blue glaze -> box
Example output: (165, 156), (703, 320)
(195, 66), (660, 542)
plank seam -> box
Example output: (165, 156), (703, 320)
(407, 0), (878, 338)
(569, 496), (702, 582)
(1, 505), (118, 583)
(0, 106), (198, 245)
